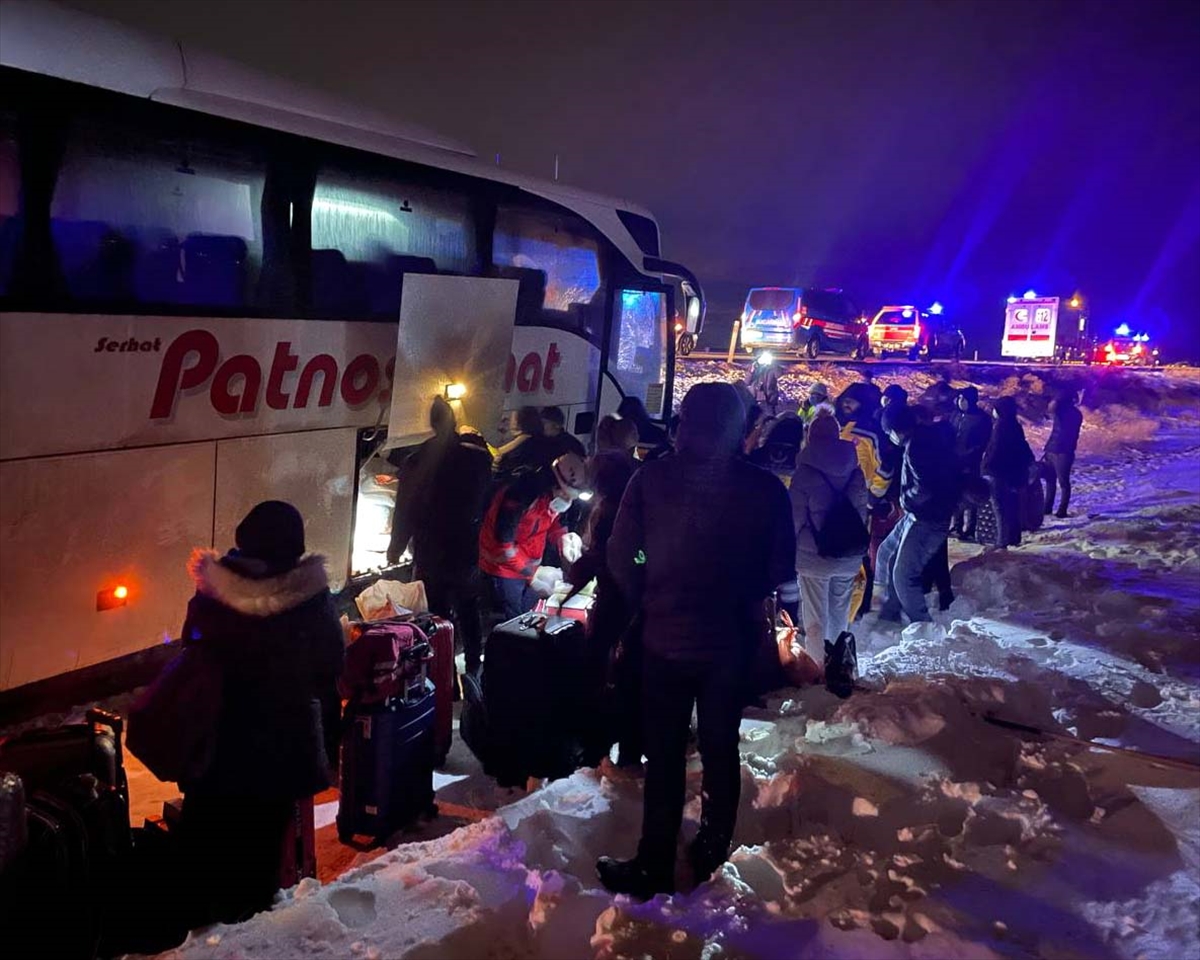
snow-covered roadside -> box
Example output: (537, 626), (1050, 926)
(148, 375), (1200, 960)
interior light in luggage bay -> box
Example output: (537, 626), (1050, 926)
(97, 583), (131, 611)
(444, 382), (467, 401)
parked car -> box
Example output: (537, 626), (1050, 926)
(867, 306), (966, 360)
(739, 287), (867, 358)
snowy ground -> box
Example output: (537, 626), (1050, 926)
(147, 365), (1199, 960)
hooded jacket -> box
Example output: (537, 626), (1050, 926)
(790, 424), (869, 578)
(181, 551), (344, 801)
(608, 383), (797, 662)
(952, 397), (992, 474)
(983, 397), (1035, 488)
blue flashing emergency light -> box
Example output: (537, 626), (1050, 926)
(929, 302), (944, 315)
(1007, 296), (1017, 304)
(1023, 290), (1037, 300)
(1115, 323), (1132, 337)
(902, 308), (914, 319)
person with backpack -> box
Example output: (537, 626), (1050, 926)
(789, 412), (869, 667)
(876, 405), (959, 624)
(983, 396), (1034, 548)
(174, 501), (344, 926)
(1043, 388), (1083, 518)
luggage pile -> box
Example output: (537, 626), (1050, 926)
(336, 613), (455, 846)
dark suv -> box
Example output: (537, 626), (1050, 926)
(739, 287), (867, 358)
(867, 306), (966, 360)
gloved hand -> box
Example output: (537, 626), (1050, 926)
(559, 532), (583, 564)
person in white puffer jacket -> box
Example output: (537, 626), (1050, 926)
(789, 412), (869, 663)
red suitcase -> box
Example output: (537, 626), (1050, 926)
(414, 614), (455, 767)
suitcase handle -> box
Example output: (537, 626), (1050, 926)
(88, 707), (127, 796)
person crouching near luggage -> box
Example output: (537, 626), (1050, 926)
(178, 501), (344, 926)
(479, 453), (590, 619)
(789, 411), (868, 668)
(597, 382), (798, 899)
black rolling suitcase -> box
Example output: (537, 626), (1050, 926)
(337, 681), (437, 846)
(483, 612), (588, 787)
(0, 709), (132, 959)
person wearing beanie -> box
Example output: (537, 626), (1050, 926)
(177, 500), (343, 927)
(982, 396), (1034, 548)
(1043, 388), (1083, 518)
(597, 382), (798, 900)
(882, 383), (909, 408)
(876, 404), (959, 623)
(951, 386), (992, 540)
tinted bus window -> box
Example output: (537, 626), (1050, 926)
(50, 119), (265, 308)
(494, 205), (604, 342)
(311, 168), (474, 319)
(0, 118), (17, 295)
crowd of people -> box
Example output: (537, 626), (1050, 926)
(161, 375), (1084, 923)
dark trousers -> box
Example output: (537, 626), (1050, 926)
(993, 484), (1023, 547)
(1043, 452), (1075, 516)
(920, 540), (953, 609)
(489, 574), (538, 621)
(178, 794), (293, 926)
(614, 636), (644, 765)
(421, 568), (484, 672)
(637, 653), (744, 869)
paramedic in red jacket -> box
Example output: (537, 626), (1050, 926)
(479, 453), (589, 618)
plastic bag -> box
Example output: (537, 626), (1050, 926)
(529, 566), (563, 599)
(776, 610), (823, 686)
(354, 578), (428, 620)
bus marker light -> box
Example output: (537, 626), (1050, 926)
(97, 584), (130, 611)
(444, 382), (467, 401)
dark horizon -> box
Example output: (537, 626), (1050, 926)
(67, 0), (1200, 360)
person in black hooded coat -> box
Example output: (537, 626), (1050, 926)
(177, 501), (344, 926)
(982, 397), (1034, 548)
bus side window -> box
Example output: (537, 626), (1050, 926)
(310, 167), (475, 320)
(0, 118), (18, 295)
(49, 119), (266, 310)
(493, 205), (604, 343)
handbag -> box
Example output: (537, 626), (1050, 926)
(126, 644), (222, 785)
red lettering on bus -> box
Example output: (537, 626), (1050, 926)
(265, 342), (299, 410)
(340, 354), (380, 407)
(294, 354), (338, 408)
(149, 329), (219, 419)
(211, 355), (262, 416)
(516, 351), (541, 393)
(504, 354), (516, 393)
(543, 342), (560, 392)
(380, 356), (396, 404)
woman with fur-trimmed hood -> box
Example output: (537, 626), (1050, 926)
(178, 500), (343, 925)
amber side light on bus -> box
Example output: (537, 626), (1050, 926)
(97, 583), (130, 612)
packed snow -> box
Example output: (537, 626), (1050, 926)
(139, 364), (1198, 960)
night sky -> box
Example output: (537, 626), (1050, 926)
(67, 0), (1200, 359)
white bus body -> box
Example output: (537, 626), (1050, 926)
(0, 1), (701, 692)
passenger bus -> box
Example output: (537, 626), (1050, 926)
(0, 1), (703, 697)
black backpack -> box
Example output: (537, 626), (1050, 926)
(808, 472), (870, 559)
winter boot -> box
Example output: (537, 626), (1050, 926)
(824, 631), (858, 699)
(596, 856), (674, 899)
